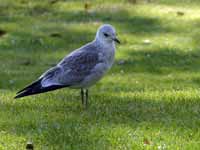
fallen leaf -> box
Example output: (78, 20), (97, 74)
(50, 0), (59, 4)
(177, 11), (184, 16)
(143, 138), (150, 145)
(0, 29), (6, 37)
(50, 33), (62, 38)
(84, 2), (91, 13)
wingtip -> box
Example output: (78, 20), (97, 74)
(16, 91), (22, 94)
(14, 94), (20, 99)
(14, 92), (26, 99)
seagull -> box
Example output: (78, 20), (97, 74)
(14, 24), (120, 107)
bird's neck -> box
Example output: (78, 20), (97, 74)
(94, 38), (115, 49)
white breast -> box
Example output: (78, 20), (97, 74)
(79, 44), (115, 88)
(100, 43), (115, 68)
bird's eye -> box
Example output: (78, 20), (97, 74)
(103, 33), (109, 37)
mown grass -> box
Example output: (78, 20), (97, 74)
(0, 0), (200, 149)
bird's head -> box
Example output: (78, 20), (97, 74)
(95, 24), (120, 45)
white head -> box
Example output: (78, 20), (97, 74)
(95, 24), (120, 45)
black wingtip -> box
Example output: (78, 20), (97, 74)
(14, 95), (20, 99)
(14, 95), (17, 99)
(14, 91), (28, 99)
(14, 84), (69, 99)
(16, 78), (43, 94)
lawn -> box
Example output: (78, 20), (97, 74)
(0, 0), (200, 149)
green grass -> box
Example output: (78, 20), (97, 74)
(0, 0), (200, 149)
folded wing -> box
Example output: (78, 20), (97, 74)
(15, 45), (100, 98)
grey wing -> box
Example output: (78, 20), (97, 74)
(57, 50), (99, 86)
(40, 66), (63, 87)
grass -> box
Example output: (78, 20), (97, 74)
(0, 0), (200, 149)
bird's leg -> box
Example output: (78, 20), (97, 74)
(85, 89), (88, 108)
(81, 88), (84, 105)
(81, 89), (88, 108)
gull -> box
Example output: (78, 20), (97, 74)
(14, 24), (120, 107)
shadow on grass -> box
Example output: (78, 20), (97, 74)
(0, 25), (94, 53)
(2, 46), (200, 91)
(153, 0), (200, 6)
(0, 1), (175, 35)
(114, 47), (200, 74)
(50, 8), (173, 35)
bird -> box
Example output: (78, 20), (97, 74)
(14, 24), (120, 107)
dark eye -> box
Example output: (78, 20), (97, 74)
(103, 33), (109, 37)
